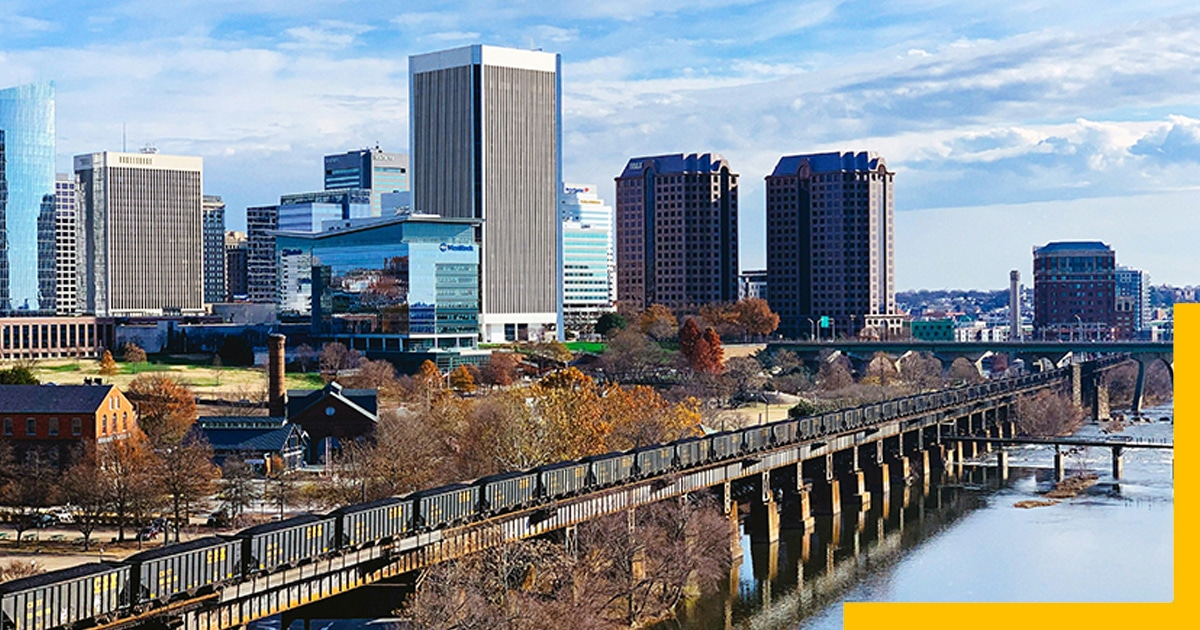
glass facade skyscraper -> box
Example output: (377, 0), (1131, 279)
(323, 148), (409, 217)
(560, 183), (614, 333)
(0, 82), (56, 314)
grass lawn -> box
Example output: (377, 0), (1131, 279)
(565, 341), (606, 354)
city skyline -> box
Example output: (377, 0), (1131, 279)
(1, 2), (1198, 288)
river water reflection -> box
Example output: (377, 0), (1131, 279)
(662, 404), (1174, 630)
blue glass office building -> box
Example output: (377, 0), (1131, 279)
(0, 82), (56, 314)
(275, 214), (482, 367)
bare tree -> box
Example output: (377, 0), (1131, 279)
(218, 457), (259, 521)
(319, 342), (362, 378)
(1016, 390), (1086, 437)
(159, 437), (221, 542)
(60, 450), (109, 551)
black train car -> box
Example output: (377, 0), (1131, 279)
(1, 563), (129, 630)
(235, 514), (337, 574)
(673, 436), (708, 469)
(539, 460), (590, 499)
(331, 497), (412, 549)
(633, 445), (674, 477)
(122, 536), (241, 605)
(479, 471), (538, 514)
(587, 452), (635, 487)
(771, 420), (798, 445)
(414, 484), (481, 530)
(741, 426), (772, 452)
(709, 432), (739, 461)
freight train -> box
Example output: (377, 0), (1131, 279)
(0, 370), (1058, 630)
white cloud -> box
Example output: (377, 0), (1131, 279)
(280, 20), (372, 51)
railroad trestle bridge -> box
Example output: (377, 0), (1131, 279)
(82, 356), (1129, 630)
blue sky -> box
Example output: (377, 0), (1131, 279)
(3, 0), (1200, 289)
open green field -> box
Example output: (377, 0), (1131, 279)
(22, 358), (323, 398)
(564, 341), (606, 354)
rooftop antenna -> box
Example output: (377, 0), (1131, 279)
(122, 123), (126, 152)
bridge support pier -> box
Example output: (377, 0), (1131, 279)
(996, 449), (1009, 483)
(782, 476), (816, 532)
(749, 474), (781, 545)
(1054, 447), (1066, 482)
(863, 442), (890, 500)
(808, 454), (841, 516)
(839, 469), (870, 510)
(728, 500), (743, 561)
(1132, 359), (1146, 416)
(1112, 446), (1124, 480)
(1092, 381), (1110, 423)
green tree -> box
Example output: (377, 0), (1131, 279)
(594, 312), (627, 338)
(0, 366), (38, 385)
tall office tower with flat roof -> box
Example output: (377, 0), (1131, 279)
(202, 195), (226, 305)
(765, 152), (899, 339)
(246, 205), (280, 304)
(75, 150), (204, 316)
(324, 147), (409, 217)
(409, 44), (562, 342)
(613, 153), (739, 311)
(560, 183), (615, 333)
(0, 82), (57, 314)
(54, 173), (78, 315)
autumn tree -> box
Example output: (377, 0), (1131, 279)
(98, 349), (119, 377)
(96, 433), (163, 542)
(533, 368), (608, 459)
(598, 329), (672, 382)
(59, 451), (108, 551)
(342, 358), (402, 401)
(602, 385), (701, 450)
(319, 342), (362, 378)
(637, 304), (678, 340)
(122, 342), (147, 365)
(694, 327), (725, 374)
(678, 318), (703, 362)
(126, 374), (197, 446)
(734, 298), (781, 339)
(159, 437), (221, 542)
(456, 388), (553, 475)
(480, 352), (521, 387)
(449, 365), (477, 394)
(698, 302), (743, 339)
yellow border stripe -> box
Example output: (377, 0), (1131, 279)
(845, 304), (1188, 629)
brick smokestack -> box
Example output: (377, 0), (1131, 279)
(1009, 270), (1022, 342)
(268, 333), (287, 417)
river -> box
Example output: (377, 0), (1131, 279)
(249, 404), (1173, 630)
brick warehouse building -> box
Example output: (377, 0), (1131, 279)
(0, 382), (137, 465)
(1033, 241), (1118, 340)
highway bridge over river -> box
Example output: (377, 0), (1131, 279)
(767, 340), (1173, 414)
(94, 355), (1135, 630)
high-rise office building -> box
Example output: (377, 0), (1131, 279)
(54, 174), (78, 316)
(1032, 241), (1117, 340)
(765, 152), (899, 339)
(559, 183), (614, 332)
(1115, 265), (1149, 339)
(324, 147), (409, 217)
(75, 151), (204, 316)
(279, 189), (371, 232)
(246, 205), (279, 303)
(0, 82), (57, 315)
(614, 153), (739, 311)
(74, 151), (202, 316)
(202, 195), (226, 305)
(224, 231), (249, 300)
(410, 44), (561, 342)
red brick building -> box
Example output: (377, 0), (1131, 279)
(1033, 241), (1118, 340)
(0, 383), (137, 465)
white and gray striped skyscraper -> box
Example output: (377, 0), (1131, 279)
(409, 44), (562, 343)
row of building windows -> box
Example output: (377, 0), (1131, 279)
(3, 416), (83, 437)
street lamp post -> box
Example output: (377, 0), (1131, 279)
(807, 318), (816, 341)
(1074, 314), (1083, 342)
